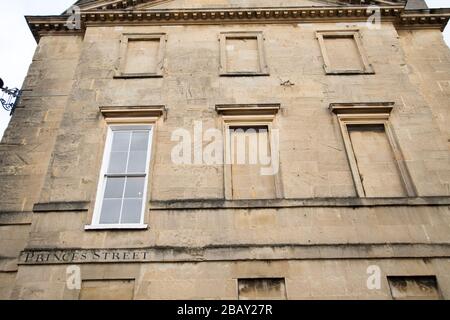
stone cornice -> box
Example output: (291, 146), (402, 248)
(26, 6), (450, 42)
(397, 8), (450, 30)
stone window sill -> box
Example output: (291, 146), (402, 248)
(84, 224), (148, 231)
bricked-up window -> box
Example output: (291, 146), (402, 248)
(330, 103), (416, 198)
(216, 104), (282, 200)
(219, 32), (269, 76)
(116, 33), (166, 78)
(229, 126), (276, 200)
(347, 124), (407, 197)
(238, 278), (287, 300)
(80, 280), (135, 300)
(316, 30), (374, 75)
(388, 276), (442, 300)
(90, 125), (153, 228)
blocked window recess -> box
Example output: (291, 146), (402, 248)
(115, 33), (167, 78)
(388, 276), (442, 300)
(330, 102), (416, 198)
(219, 32), (269, 76)
(216, 104), (283, 200)
(238, 278), (287, 300)
(317, 30), (374, 75)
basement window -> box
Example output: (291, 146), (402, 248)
(115, 33), (166, 78)
(316, 30), (374, 75)
(219, 32), (269, 76)
(80, 279), (135, 300)
(388, 276), (442, 300)
(238, 278), (287, 300)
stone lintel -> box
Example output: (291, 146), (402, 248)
(329, 102), (395, 115)
(215, 104), (280, 116)
(99, 105), (166, 119)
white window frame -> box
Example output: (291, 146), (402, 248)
(86, 124), (153, 230)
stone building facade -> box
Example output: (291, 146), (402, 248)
(0, 0), (450, 299)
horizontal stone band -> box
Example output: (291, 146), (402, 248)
(19, 243), (450, 265)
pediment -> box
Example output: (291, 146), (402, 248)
(134, 0), (338, 10)
(72, 0), (407, 12)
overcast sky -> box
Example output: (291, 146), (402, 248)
(0, 0), (449, 139)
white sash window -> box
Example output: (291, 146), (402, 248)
(88, 125), (153, 229)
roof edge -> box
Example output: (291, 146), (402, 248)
(25, 5), (450, 43)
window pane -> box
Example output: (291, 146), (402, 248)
(124, 177), (145, 198)
(99, 199), (122, 224)
(111, 131), (131, 152)
(121, 199), (143, 224)
(108, 151), (128, 174)
(127, 151), (147, 173)
(95, 127), (152, 226)
(104, 177), (125, 199)
(130, 131), (150, 151)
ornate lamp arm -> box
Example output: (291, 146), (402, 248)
(0, 78), (22, 115)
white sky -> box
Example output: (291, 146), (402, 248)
(0, 0), (449, 139)
(0, 0), (74, 139)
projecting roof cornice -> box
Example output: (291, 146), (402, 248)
(26, 5), (450, 42)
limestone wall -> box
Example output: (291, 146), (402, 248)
(398, 29), (450, 152)
(37, 23), (450, 208)
(0, 35), (83, 299)
(1, 20), (450, 299)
